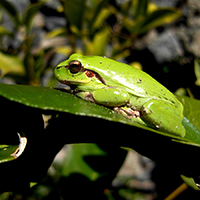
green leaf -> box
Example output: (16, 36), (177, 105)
(181, 175), (200, 190)
(1, 83), (200, 145)
(0, 145), (19, 163)
(0, 83), (127, 122)
(0, 84), (188, 142)
(64, 0), (86, 30)
(0, 124), (27, 163)
(177, 96), (200, 145)
(61, 144), (106, 181)
(0, 0), (21, 27)
(0, 83), (166, 140)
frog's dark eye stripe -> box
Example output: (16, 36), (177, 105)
(68, 60), (82, 74)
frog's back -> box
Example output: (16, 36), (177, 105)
(79, 55), (177, 105)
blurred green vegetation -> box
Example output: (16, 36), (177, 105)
(0, 0), (181, 87)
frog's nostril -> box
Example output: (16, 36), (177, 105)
(56, 66), (61, 69)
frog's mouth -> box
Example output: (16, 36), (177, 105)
(59, 79), (91, 85)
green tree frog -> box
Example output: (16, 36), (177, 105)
(54, 53), (185, 137)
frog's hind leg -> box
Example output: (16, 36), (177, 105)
(141, 100), (185, 137)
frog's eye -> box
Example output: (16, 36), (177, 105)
(68, 60), (82, 74)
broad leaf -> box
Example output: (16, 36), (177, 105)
(0, 83), (200, 145)
(0, 83), (127, 122)
(0, 83), (181, 140)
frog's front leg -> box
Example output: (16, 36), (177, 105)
(76, 88), (130, 107)
(141, 100), (185, 137)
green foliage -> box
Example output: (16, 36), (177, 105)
(0, 0), (181, 85)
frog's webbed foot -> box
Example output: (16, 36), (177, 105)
(114, 106), (149, 127)
(114, 106), (140, 118)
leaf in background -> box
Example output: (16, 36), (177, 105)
(0, 26), (14, 37)
(176, 96), (200, 145)
(61, 144), (106, 181)
(23, 1), (45, 34)
(0, 133), (27, 163)
(46, 28), (68, 38)
(58, 144), (127, 199)
(64, 0), (86, 31)
(0, 0), (21, 27)
(181, 175), (200, 190)
(194, 59), (200, 86)
(0, 52), (25, 77)
(87, 27), (109, 55)
(133, 0), (148, 20)
(88, 0), (109, 32)
(126, 9), (181, 34)
(89, 3), (111, 35)
(0, 145), (19, 163)
(181, 96), (200, 132)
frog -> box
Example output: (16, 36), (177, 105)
(54, 53), (185, 137)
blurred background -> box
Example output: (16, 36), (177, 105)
(1, 0), (200, 199)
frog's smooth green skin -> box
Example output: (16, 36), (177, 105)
(54, 53), (185, 137)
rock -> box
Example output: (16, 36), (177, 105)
(147, 29), (183, 64)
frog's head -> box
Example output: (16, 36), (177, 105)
(54, 53), (106, 87)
